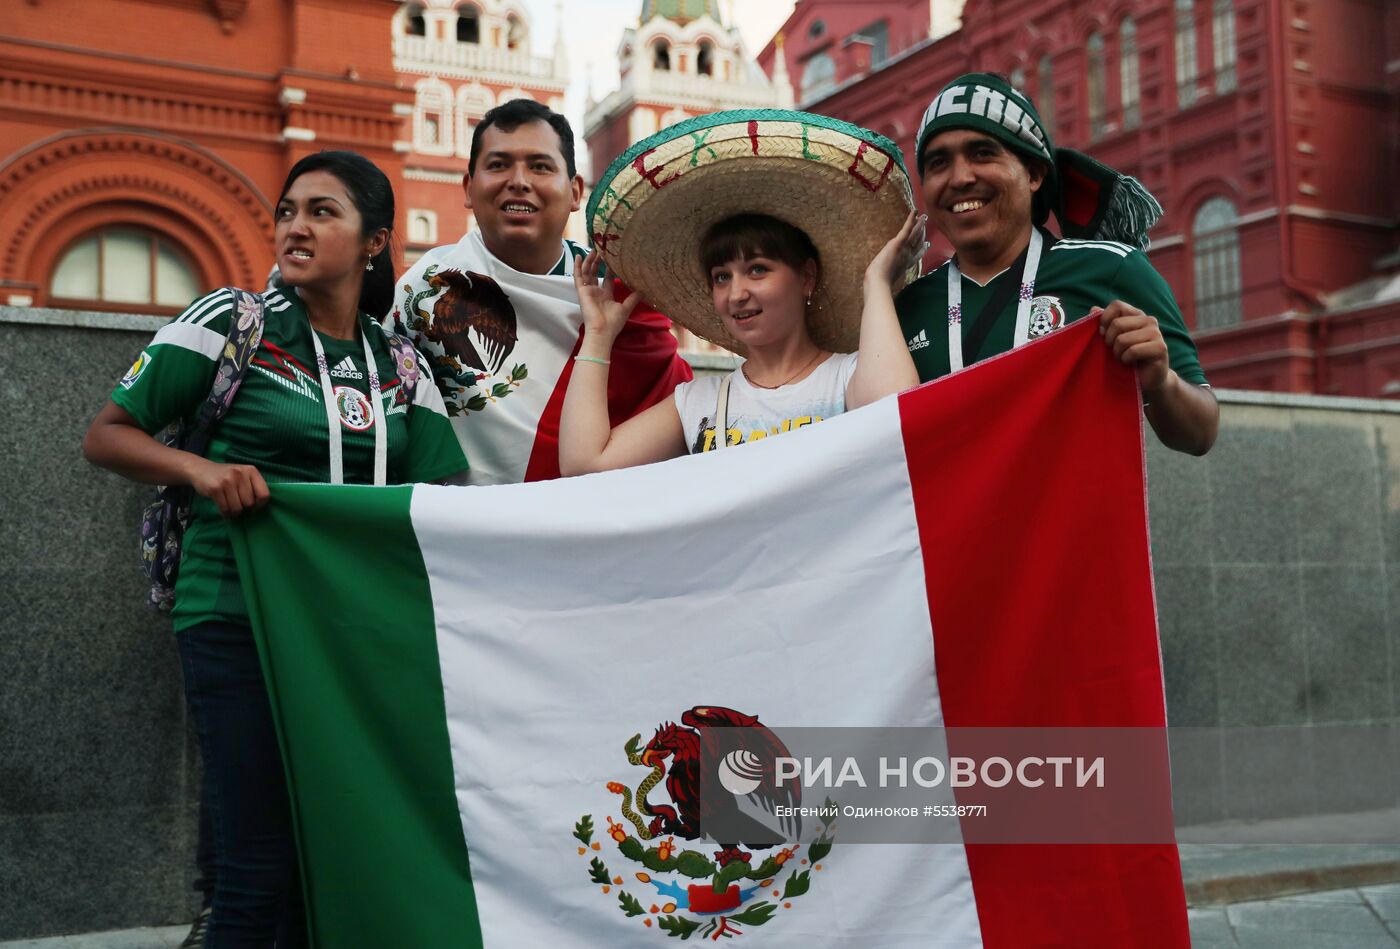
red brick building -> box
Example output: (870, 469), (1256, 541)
(392, 0), (569, 263)
(756, 0), (956, 109)
(0, 0), (414, 313)
(0, 0), (569, 313)
(762, 0), (1400, 395)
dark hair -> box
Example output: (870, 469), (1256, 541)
(277, 150), (396, 318)
(698, 214), (820, 284)
(469, 98), (577, 178)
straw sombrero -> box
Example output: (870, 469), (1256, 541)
(586, 110), (918, 355)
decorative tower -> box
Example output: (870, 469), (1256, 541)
(583, 0), (789, 189)
(392, 0), (570, 262)
(583, 1), (789, 356)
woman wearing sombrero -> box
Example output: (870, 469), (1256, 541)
(559, 110), (926, 470)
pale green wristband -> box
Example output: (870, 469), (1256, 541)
(574, 355), (611, 366)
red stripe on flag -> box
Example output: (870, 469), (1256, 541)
(523, 282), (692, 482)
(897, 319), (1188, 947)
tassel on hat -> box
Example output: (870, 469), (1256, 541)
(1054, 149), (1163, 250)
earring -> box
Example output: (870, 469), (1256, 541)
(805, 293), (812, 308)
(365, 256), (374, 272)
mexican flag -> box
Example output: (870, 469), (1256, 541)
(232, 318), (1188, 947)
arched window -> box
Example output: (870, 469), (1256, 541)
(1038, 55), (1055, 137)
(402, 2), (426, 37)
(456, 83), (495, 158)
(506, 12), (526, 50)
(414, 80), (453, 154)
(1213, 0), (1236, 92)
(697, 40), (715, 77)
(456, 4), (480, 44)
(800, 51), (835, 100)
(653, 40), (671, 71)
(1087, 33), (1107, 140)
(1176, 0), (1199, 107)
(1193, 197), (1243, 330)
(1121, 18), (1140, 129)
(408, 211), (437, 246)
(50, 228), (202, 310)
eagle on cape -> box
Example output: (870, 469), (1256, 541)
(423, 269), (518, 375)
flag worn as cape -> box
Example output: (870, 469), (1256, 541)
(232, 317), (1188, 948)
(391, 229), (692, 486)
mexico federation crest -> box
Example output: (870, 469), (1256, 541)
(1027, 295), (1067, 339)
(333, 385), (374, 430)
(572, 705), (838, 940)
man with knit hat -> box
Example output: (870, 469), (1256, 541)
(897, 73), (1218, 454)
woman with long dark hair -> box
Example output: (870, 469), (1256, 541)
(83, 151), (467, 946)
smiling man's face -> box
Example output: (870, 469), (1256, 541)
(465, 120), (583, 274)
(920, 129), (1044, 275)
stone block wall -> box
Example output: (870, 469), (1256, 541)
(1148, 392), (1400, 827)
(0, 309), (200, 940)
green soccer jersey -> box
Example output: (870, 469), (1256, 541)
(896, 234), (1208, 386)
(112, 287), (469, 632)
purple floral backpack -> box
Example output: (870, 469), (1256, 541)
(140, 288), (265, 610)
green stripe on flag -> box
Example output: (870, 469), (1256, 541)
(230, 483), (482, 948)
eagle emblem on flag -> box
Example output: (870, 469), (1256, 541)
(401, 265), (528, 416)
(572, 705), (838, 940)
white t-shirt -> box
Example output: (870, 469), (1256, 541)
(673, 352), (859, 454)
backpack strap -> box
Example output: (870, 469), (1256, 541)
(385, 332), (421, 403)
(186, 287), (265, 454)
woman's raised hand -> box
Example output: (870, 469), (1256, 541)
(573, 248), (640, 346)
(865, 211), (928, 290)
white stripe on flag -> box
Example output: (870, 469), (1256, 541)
(413, 397), (984, 947)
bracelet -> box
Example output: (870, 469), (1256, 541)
(574, 355), (611, 366)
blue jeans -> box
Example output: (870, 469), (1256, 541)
(177, 620), (308, 949)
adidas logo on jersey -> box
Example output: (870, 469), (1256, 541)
(907, 329), (930, 352)
(329, 356), (363, 380)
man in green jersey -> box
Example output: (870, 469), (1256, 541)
(897, 73), (1218, 455)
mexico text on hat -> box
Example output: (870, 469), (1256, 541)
(918, 83), (1051, 160)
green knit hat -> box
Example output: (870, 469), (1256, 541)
(915, 72), (1163, 249)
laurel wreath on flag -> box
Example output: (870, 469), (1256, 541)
(572, 803), (837, 940)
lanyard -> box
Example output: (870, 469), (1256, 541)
(946, 229), (1044, 373)
(309, 319), (387, 486)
